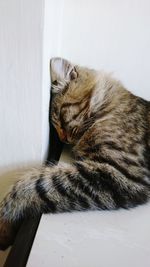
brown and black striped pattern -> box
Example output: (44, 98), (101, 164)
(0, 57), (150, 250)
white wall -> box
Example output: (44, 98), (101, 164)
(0, 0), (44, 173)
(0, 1), (45, 265)
(57, 0), (150, 100)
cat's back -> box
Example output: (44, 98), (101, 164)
(137, 96), (150, 130)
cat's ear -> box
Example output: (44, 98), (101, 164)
(50, 57), (78, 86)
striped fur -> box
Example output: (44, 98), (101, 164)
(0, 58), (150, 250)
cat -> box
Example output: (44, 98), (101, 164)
(0, 57), (150, 250)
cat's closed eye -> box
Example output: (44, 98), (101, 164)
(71, 126), (78, 137)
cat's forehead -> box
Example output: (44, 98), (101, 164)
(52, 93), (66, 114)
(53, 93), (69, 108)
(52, 93), (76, 116)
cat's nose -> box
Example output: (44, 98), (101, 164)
(60, 133), (67, 142)
(56, 127), (67, 143)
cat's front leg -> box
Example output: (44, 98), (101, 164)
(0, 164), (80, 250)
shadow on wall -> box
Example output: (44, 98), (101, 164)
(0, 166), (39, 202)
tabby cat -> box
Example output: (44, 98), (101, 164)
(0, 58), (150, 250)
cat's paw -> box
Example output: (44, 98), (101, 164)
(0, 219), (16, 250)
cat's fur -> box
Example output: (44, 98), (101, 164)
(0, 58), (150, 250)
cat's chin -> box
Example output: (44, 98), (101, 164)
(61, 137), (73, 144)
(63, 139), (76, 145)
(63, 140), (71, 145)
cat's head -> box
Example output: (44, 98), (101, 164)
(50, 57), (96, 144)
